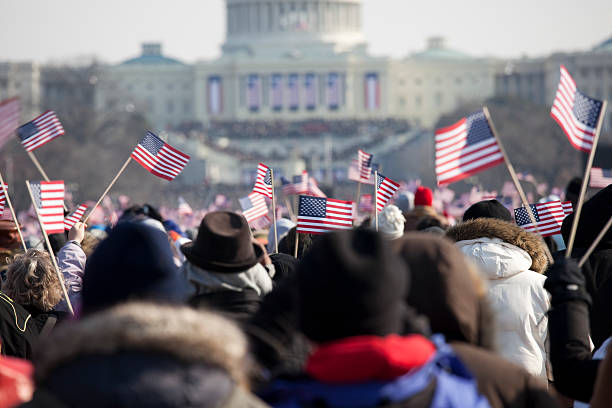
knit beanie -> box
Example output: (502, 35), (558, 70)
(395, 192), (414, 213)
(463, 200), (512, 222)
(297, 229), (408, 343)
(414, 186), (433, 207)
(375, 205), (406, 239)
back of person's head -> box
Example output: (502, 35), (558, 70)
(393, 233), (494, 348)
(82, 222), (187, 316)
(297, 229), (407, 343)
(462, 199), (512, 222)
(279, 227), (317, 259)
(375, 205), (405, 239)
(29, 302), (264, 407)
(416, 215), (445, 231)
(395, 191), (414, 213)
(414, 186), (433, 207)
(3, 249), (62, 312)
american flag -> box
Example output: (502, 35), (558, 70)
(514, 201), (565, 237)
(435, 110), (504, 186)
(239, 192), (269, 223)
(253, 163), (273, 199)
(250, 214), (271, 231)
(0, 98), (20, 148)
(178, 196), (193, 216)
(562, 201), (573, 216)
(18, 111), (64, 152)
(281, 176), (295, 195)
(297, 195), (353, 234)
(64, 204), (87, 230)
(359, 194), (373, 213)
(0, 183), (8, 217)
(30, 181), (64, 234)
(292, 171), (309, 195)
(551, 65), (604, 153)
(357, 149), (373, 182)
(348, 159), (375, 185)
(376, 174), (400, 212)
(307, 175), (326, 198)
(131, 131), (190, 181)
(590, 167), (612, 188)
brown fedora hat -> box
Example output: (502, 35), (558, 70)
(180, 211), (263, 273)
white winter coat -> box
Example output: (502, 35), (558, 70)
(456, 237), (550, 380)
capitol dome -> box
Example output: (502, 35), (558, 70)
(223, 0), (367, 58)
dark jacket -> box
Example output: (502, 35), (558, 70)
(22, 302), (270, 408)
(393, 234), (559, 408)
(0, 291), (40, 359)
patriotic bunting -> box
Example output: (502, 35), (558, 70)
(376, 174), (400, 212)
(435, 110), (504, 186)
(297, 195), (353, 234)
(18, 111), (64, 152)
(64, 204), (88, 231)
(253, 163), (273, 199)
(30, 181), (65, 234)
(131, 131), (190, 181)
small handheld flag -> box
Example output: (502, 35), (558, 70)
(0, 183), (8, 217)
(252, 163), (273, 199)
(376, 174), (400, 213)
(348, 159), (374, 184)
(64, 204), (88, 231)
(0, 98), (20, 148)
(18, 111), (64, 152)
(514, 201), (565, 237)
(551, 65), (604, 153)
(435, 110), (504, 186)
(239, 192), (269, 223)
(29, 180), (65, 234)
(297, 195), (353, 234)
(590, 167), (612, 188)
(131, 131), (190, 181)
(357, 149), (373, 182)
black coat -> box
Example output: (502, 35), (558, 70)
(190, 288), (261, 322)
(0, 291), (39, 359)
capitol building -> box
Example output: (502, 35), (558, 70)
(94, 0), (499, 131)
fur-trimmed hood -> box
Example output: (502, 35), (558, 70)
(32, 302), (249, 386)
(446, 218), (548, 274)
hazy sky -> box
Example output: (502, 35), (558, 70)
(1, 0), (611, 64)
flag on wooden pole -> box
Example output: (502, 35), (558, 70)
(253, 163), (273, 199)
(29, 181), (65, 234)
(514, 201), (565, 237)
(297, 195), (353, 234)
(375, 173), (400, 213)
(64, 204), (88, 230)
(18, 111), (64, 152)
(551, 65), (604, 153)
(357, 149), (373, 182)
(239, 192), (269, 223)
(435, 110), (504, 186)
(131, 131), (190, 181)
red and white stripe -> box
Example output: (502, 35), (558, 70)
(0, 98), (19, 148)
(348, 159), (374, 185)
(131, 143), (190, 181)
(252, 163), (273, 199)
(590, 167), (612, 188)
(550, 65), (597, 153)
(435, 115), (504, 186)
(562, 201), (573, 216)
(376, 176), (400, 212)
(0, 183), (8, 217)
(357, 149), (372, 182)
(20, 111), (64, 152)
(242, 192), (269, 223)
(64, 204), (87, 230)
(38, 181), (65, 234)
(518, 201), (565, 237)
(297, 197), (353, 234)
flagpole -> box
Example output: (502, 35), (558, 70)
(27, 151), (68, 212)
(565, 100), (607, 258)
(83, 156), (132, 224)
(578, 215), (612, 267)
(374, 170), (379, 231)
(355, 180), (362, 214)
(25, 180), (74, 315)
(293, 229), (299, 258)
(483, 106), (554, 263)
(0, 171), (26, 251)
(270, 168), (278, 253)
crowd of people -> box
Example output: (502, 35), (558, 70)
(0, 181), (610, 408)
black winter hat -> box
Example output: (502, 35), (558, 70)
(82, 222), (188, 315)
(296, 229), (408, 343)
(463, 199), (512, 222)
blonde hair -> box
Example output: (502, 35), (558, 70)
(3, 249), (62, 311)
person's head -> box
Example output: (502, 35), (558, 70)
(279, 227), (317, 259)
(82, 222), (188, 316)
(395, 191), (414, 213)
(393, 234), (494, 349)
(3, 250), (62, 312)
(0, 220), (23, 250)
(375, 204), (405, 239)
(414, 186), (433, 207)
(297, 229), (408, 343)
(462, 199), (512, 223)
(416, 215), (445, 231)
(565, 177), (582, 209)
